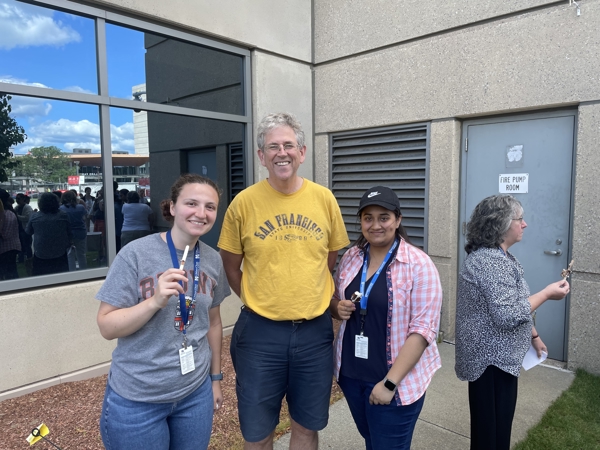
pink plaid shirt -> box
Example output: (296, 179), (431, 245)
(333, 239), (443, 405)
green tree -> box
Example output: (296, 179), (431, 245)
(25, 146), (76, 183)
(0, 94), (27, 182)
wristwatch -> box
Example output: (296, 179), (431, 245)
(383, 377), (397, 392)
(210, 372), (223, 381)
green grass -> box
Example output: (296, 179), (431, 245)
(15, 249), (104, 279)
(514, 369), (600, 450)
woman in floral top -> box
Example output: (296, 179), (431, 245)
(455, 194), (569, 450)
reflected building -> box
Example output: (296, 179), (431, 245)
(132, 83), (149, 155)
(142, 32), (246, 248)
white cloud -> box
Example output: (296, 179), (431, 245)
(0, 75), (48, 89)
(13, 118), (134, 155)
(5, 94), (52, 118)
(32, 118), (99, 139)
(111, 122), (135, 153)
(63, 85), (95, 94)
(1, 75), (94, 94)
(0, 0), (81, 49)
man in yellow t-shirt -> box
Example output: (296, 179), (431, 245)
(218, 112), (349, 450)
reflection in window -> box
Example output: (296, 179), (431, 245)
(0, 0), (97, 94)
(0, 2), (249, 292)
(0, 95), (106, 279)
(107, 23), (244, 115)
(149, 111), (244, 249)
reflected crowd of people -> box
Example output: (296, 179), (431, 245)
(0, 183), (153, 281)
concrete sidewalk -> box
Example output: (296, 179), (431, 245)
(274, 341), (574, 449)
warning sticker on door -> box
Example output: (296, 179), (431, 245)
(499, 174), (528, 193)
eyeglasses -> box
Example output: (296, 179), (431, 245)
(265, 143), (298, 153)
(512, 217), (524, 223)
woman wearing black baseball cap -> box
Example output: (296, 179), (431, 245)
(330, 186), (443, 450)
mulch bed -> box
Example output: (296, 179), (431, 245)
(0, 322), (343, 449)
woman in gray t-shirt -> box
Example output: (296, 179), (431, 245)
(96, 174), (230, 450)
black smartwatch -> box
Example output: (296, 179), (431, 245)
(383, 377), (397, 392)
(210, 372), (223, 381)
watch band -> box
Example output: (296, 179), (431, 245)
(210, 372), (223, 381)
(383, 377), (397, 392)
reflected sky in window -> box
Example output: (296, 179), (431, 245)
(5, 95), (135, 155)
(0, 0), (97, 93)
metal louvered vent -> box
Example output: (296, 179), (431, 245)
(228, 142), (245, 202)
(330, 123), (430, 250)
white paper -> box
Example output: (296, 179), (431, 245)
(355, 335), (369, 359)
(522, 344), (547, 370)
(179, 345), (195, 375)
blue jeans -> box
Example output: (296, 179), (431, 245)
(230, 307), (334, 442)
(338, 375), (425, 450)
(100, 376), (213, 450)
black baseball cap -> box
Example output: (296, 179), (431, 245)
(358, 186), (401, 214)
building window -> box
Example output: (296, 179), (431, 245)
(0, 0), (251, 292)
(330, 123), (431, 251)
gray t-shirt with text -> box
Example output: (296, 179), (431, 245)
(96, 233), (230, 403)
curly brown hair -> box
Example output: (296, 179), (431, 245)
(160, 174), (221, 222)
(465, 194), (523, 254)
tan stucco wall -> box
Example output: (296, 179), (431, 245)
(91, 0), (312, 62)
(0, 281), (114, 396)
(0, 280), (241, 400)
(568, 102), (600, 373)
(427, 120), (462, 340)
(313, 0), (600, 374)
(251, 50), (314, 182)
(314, 0), (559, 62)
(314, 2), (599, 132)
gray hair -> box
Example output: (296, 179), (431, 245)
(465, 194), (523, 254)
(256, 112), (305, 150)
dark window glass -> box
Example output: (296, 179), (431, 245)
(0, 0), (97, 94)
(108, 107), (244, 250)
(106, 24), (245, 115)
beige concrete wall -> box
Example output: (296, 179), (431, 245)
(251, 50), (314, 182)
(567, 102), (600, 374)
(314, 2), (599, 133)
(427, 120), (462, 340)
(91, 0), (312, 62)
(313, 1), (600, 376)
(314, 134), (330, 187)
(314, 0), (558, 62)
(0, 280), (241, 399)
(0, 281), (114, 395)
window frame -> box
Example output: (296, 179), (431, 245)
(0, 0), (253, 293)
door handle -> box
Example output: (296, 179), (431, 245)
(544, 249), (563, 256)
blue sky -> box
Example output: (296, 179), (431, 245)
(0, 0), (146, 154)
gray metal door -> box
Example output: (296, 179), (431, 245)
(460, 111), (576, 360)
(188, 148), (219, 249)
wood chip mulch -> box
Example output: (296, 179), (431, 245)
(0, 322), (343, 450)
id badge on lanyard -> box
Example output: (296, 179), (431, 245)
(167, 230), (200, 375)
(354, 239), (398, 360)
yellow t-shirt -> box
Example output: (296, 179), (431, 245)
(218, 179), (350, 320)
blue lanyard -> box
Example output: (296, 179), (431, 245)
(166, 230), (200, 341)
(359, 239), (398, 312)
